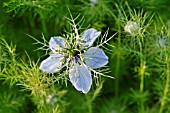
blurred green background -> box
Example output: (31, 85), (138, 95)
(0, 0), (170, 113)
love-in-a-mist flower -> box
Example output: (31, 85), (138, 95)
(40, 28), (108, 93)
(156, 35), (168, 48)
(124, 21), (138, 34)
(46, 93), (57, 105)
(90, 0), (98, 7)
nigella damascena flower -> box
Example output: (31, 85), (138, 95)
(124, 21), (138, 34)
(46, 93), (57, 105)
(156, 35), (168, 48)
(40, 28), (108, 93)
(90, 0), (98, 7)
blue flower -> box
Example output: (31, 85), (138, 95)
(156, 35), (168, 48)
(124, 21), (138, 34)
(89, 0), (98, 7)
(46, 93), (57, 105)
(40, 28), (108, 93)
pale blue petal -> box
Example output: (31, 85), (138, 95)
(40, 53), (65, 73)
(49, 36), (66, 52)
(83, 47), (108, 69)
(81, 28), (101, 47)
(69, 62), (92, 93)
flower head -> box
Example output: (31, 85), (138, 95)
(89, 0), (98, 7)
(46, 93), (57, 105)
(40, 28), (108, 93)
(124, 21), (138, 34)
(156, 35), (168, 48)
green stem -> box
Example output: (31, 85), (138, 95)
(85, 95), (92, 113)
(138, 37), (145, 112)
(39, 11), (48, 36)
(159, 48), (169, 113)
(107, 7), (121, 97)
(139, 66), (145, 113)
(139, 67), (144, 94)
(114, 20), (121, 97)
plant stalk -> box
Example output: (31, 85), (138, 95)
(138, 36), (145, 112)
(159, 48), (169, 113)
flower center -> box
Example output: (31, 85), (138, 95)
(68, 49), (80, 57)
(75, 50), (81, 56)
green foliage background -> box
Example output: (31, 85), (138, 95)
(0, 0), (170, 113)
